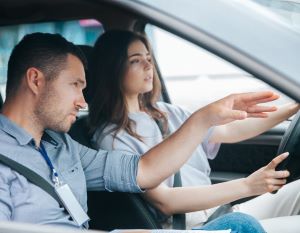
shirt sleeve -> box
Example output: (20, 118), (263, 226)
(202, 127), (221, 160)
(78, 143), (143, 193)
(0, 164), (13, 220)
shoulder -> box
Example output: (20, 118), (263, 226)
(156, 101), (192, 121)
(45, 130), (82, 150)
(45, 130), (70, 144)
(92, 123), (118, 141)
(0, 163), (16, 184)
(91, 123), (120, 149)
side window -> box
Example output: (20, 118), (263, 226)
(0, 19), (104, 99)
(146, 25), (291, 112)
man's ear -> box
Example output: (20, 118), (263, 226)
(26, 67), (45, 95)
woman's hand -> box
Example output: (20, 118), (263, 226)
(244, 152), (290, 195)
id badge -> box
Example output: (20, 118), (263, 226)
(55, 184), (90, 226)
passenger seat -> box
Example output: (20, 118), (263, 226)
(0, 93), (3, 111)
(69, 44), (162, 231)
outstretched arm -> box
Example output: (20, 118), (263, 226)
(137, 91), (279, 189)
(210, 102), (299, 144)
(143, 153), (289, 215)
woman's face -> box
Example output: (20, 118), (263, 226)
(122, 40), (154, 97)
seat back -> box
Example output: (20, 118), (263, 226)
(0, 94), (3, 111)
(69, 115), (162, 230)
(88, 185), (161, 231)
(69, 44), (162, 230)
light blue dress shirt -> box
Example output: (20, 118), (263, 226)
(0, 114), (142, 228)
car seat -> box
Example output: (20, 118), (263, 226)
(0, 93), (3, 111)
(69, 44), (162, 231)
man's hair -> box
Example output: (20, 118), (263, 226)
(6, 32), (87, 98)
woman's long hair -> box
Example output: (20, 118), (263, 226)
(88, 30), (168, 141)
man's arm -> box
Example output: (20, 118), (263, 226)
(137, 91), (279, 189)
(210, 102), (299, 144)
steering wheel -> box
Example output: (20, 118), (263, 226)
(276, 110), (300, 183)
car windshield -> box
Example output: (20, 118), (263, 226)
(134, 0), (300, 93)
(252, 0), (300, 33)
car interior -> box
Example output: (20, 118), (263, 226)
(0, 94), (3, 110)
(0, 0), (297, 231)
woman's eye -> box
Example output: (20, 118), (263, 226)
(130, 59), (140, 64)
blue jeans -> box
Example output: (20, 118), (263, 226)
(196, 212), (266, 233)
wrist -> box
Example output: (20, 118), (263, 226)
(192, 106), (214, 128)
(240, 178), (253, 197)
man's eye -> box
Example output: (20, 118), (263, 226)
(73, 82), (79, 87)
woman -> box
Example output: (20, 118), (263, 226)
(88, 30), (299, 231)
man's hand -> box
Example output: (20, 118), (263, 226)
(204, 91), (279, 126)
(244, 152), (290, 195)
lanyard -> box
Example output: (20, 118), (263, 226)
(37, 143), (90, 227)
(38, 143), (60, 186)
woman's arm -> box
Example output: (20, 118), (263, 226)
(210, 102), (299, 144)
(143, 153), (289, 215)
(138, 92), (279, 189)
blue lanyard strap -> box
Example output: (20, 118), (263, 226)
(38, 143), (60, 185)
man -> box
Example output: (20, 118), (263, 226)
(0, 32), (280, 232)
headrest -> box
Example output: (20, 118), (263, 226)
(77, 45), (93, 63)
(77, 45), (94, 104)
(0, 93), (3, 110)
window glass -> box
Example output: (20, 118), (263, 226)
(0, 19), (104, 98)
(252, 0), (300, 33)
(146, 25), (291, 112)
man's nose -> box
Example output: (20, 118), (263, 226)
(75, 94), (87, 110)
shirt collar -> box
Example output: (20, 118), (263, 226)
(0, 114), (58, 146)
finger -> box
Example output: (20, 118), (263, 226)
(246, 105), (277, 113)
(247, 112), (269, 118)
(266, 152), (289, 169)
(267, 184), (283, 193)
(268, 178), (287, 186)
(239, 91), (279, 103)
(273, 170), (290, 179)
(247, 94), (280, 105)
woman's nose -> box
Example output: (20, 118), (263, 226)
(144, 59), (153, 70)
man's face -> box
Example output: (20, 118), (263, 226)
(35, 54), (87, 133)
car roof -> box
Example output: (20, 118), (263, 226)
(0, 0), (299, 101)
